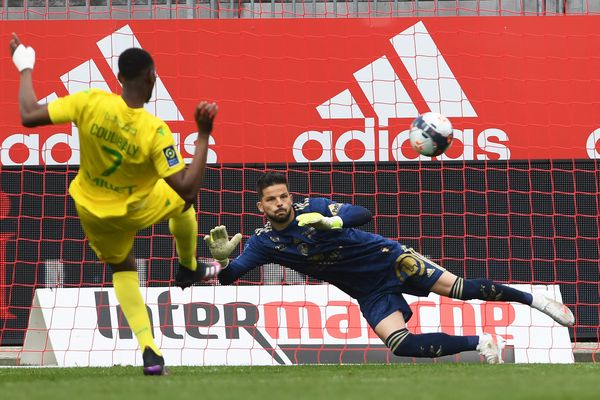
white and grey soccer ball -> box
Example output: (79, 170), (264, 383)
(409, 112), (454, 157)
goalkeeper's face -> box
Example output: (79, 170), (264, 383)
(258, 184), (294, 226)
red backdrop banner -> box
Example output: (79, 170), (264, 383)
(1, 17), (600, 165)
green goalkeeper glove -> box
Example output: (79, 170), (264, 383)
(296, 212), (343, 230)
(204, 225), (242, 268)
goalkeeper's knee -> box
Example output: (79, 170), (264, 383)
(394, 246), (445, 283)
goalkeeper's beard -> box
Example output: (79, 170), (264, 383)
(267, 208), (293, 224)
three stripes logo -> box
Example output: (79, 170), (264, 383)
(294, 21), (510, 163)
(40, 24), (183, 121)
(34, 25), (183, 166)
(2, 25), (216, 166)
(1, 22), (510, 166)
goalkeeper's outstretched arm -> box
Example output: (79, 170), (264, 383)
(204, 226), (268, 285)
(335, 203), (372, 228)
(297, 200), (372, 230)
(218, 242), (268, 285)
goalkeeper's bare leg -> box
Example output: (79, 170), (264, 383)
(110, 253), (166, 375)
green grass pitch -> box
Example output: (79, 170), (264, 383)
(1, 364), (598, 400)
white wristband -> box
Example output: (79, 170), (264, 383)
(12, 44), (36, 72)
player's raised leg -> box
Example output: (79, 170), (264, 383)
(170, 204), (222, 288)
(161, 101), (222, 289)
(170, 205), (198, 272)
(130, 179), (220, 289)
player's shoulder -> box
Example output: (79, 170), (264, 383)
(293, 197), (332, 214)
(292, 197), (311, 212)
(140, 111), (170, 137)
(79, 88), (112, 98)
(141, 109), (164, 124)
(253, 221), (274, 237)
(62, 88), (111, 103)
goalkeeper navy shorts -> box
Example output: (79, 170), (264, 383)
(357, 251), (445, 329)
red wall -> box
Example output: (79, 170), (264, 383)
(2, 17), (600, 164)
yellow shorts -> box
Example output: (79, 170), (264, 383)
(75, 179), (186, 264)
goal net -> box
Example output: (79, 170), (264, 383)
(0, 2), (598, 365)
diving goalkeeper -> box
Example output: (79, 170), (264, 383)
(10, 33), (219, 375)
(205, 172), (575, 364)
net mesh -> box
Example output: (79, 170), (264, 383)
(1, 1), (599, 364)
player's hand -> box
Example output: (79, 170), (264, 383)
(296, 212), (343, 230)
(9, 32), (21, 56)
(195, 101), (218, 136)
(10, 33), (35, 72)
(204, 225), (242, 267)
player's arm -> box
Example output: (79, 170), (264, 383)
(296, 198), (372, 230)
(9, 33), (52, 127)
(217, 236), (270, 286)
(335, 202), (373, 227)
(164, 101), (216, 203)
(203, 226), (269, 285)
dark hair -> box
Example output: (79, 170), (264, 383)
(257, 172), (288, 199)
(118, 48), (154, 80)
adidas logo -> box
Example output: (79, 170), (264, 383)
(2, 24), (216, 166)
(44, 24), (184, 121)
(293, 21), (510, 163)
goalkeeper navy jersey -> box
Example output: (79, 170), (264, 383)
(219, 197), (404, 300)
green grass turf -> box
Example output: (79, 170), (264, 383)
(1, 364), (598, 400)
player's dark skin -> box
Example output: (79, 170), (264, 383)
(10, 32), (216, 274)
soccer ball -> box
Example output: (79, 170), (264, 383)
(409, 112), (454, 157)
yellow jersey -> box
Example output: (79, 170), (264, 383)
(48, 89), (185, 218)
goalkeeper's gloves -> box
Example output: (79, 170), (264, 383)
(296, 212), (343, 230)
(204, 225), (242, 268)
(12, 44), (36, 72)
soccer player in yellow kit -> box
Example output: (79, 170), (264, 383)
(9, 33), (228, 375)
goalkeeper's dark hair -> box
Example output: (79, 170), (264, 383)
(257, 172), (288, 199)
(118, 48), (154, 80)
